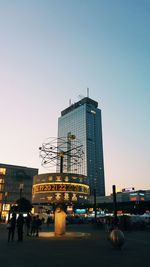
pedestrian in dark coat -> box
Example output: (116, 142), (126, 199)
(30, 216), (36, 236)
(7, 213), (16, 242)
(35, 215), (42, 237)
(17, 214), (24, 242)
(25, 213), (31, 236)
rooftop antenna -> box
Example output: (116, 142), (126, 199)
(87, 87), (89, 98)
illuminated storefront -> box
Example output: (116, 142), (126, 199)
(32, 173), (90, 205)
(130, 191), (145, 201)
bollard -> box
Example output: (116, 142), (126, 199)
(109, 229), (125, 249)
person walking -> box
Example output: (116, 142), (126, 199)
(25, 213), (31, 236)
(30, 216), (36, 236)
(7, 213), (16, 242)
(17, 214), (24, 242)
(35, 215), (42, 237)
(46, 216), (51, 229)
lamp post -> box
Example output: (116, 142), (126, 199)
(109, 185), (125, 249)
(18, 184), (24, 214)
(112, 185), (118, 227)
(4, 192), (8, 210)
(19, 183), (24, 199)
(93, 188), (97, 223)
(0, 178), (5, 222)
(3, 192), (8, 223)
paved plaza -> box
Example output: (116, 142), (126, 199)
(0, 223), (150, 267)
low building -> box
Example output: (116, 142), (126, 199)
(89, 189), (150, 214)
(0, 163), (38, 221)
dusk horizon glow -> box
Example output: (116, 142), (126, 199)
(0, 1), (149, 195)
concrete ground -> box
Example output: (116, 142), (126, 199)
(0, 223), (150, 267)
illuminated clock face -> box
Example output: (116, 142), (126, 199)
(32, 173), (90, 204)
(32, 183), (89, 194)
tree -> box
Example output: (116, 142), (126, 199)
(16, 197), (33, 213)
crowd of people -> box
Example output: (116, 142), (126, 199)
(7, 213), (43, 242)
(90, 214), (150, 231)
(7, 212), (150, 242)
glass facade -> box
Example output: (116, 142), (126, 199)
(58, 105), (86, 176)
(58, 97), (105, 196)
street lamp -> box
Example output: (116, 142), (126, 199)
(112, 185), (118, 226)
(0, 178), (5, 222)
(4, 192), (8, 210)
(93, 188), (97, 223)
(19, 183), (24, 199)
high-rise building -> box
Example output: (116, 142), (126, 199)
(58, 97), (105, 196)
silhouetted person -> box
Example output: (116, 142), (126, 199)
(8, 213), (16, 242)
(35, 215), (42, 237)
(17, 214), (24, 242)
(25, 214), (31, 236)
(30, 216), (36, 236)
(46, 216), (51, 229)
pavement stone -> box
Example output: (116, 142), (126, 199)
(0, 223), (150, 267)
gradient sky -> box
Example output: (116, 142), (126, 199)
(0, 0), (149, 195)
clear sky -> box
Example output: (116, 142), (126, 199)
(0, 0), (149, 195)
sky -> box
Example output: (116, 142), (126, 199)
(0, 0), (149, 195)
